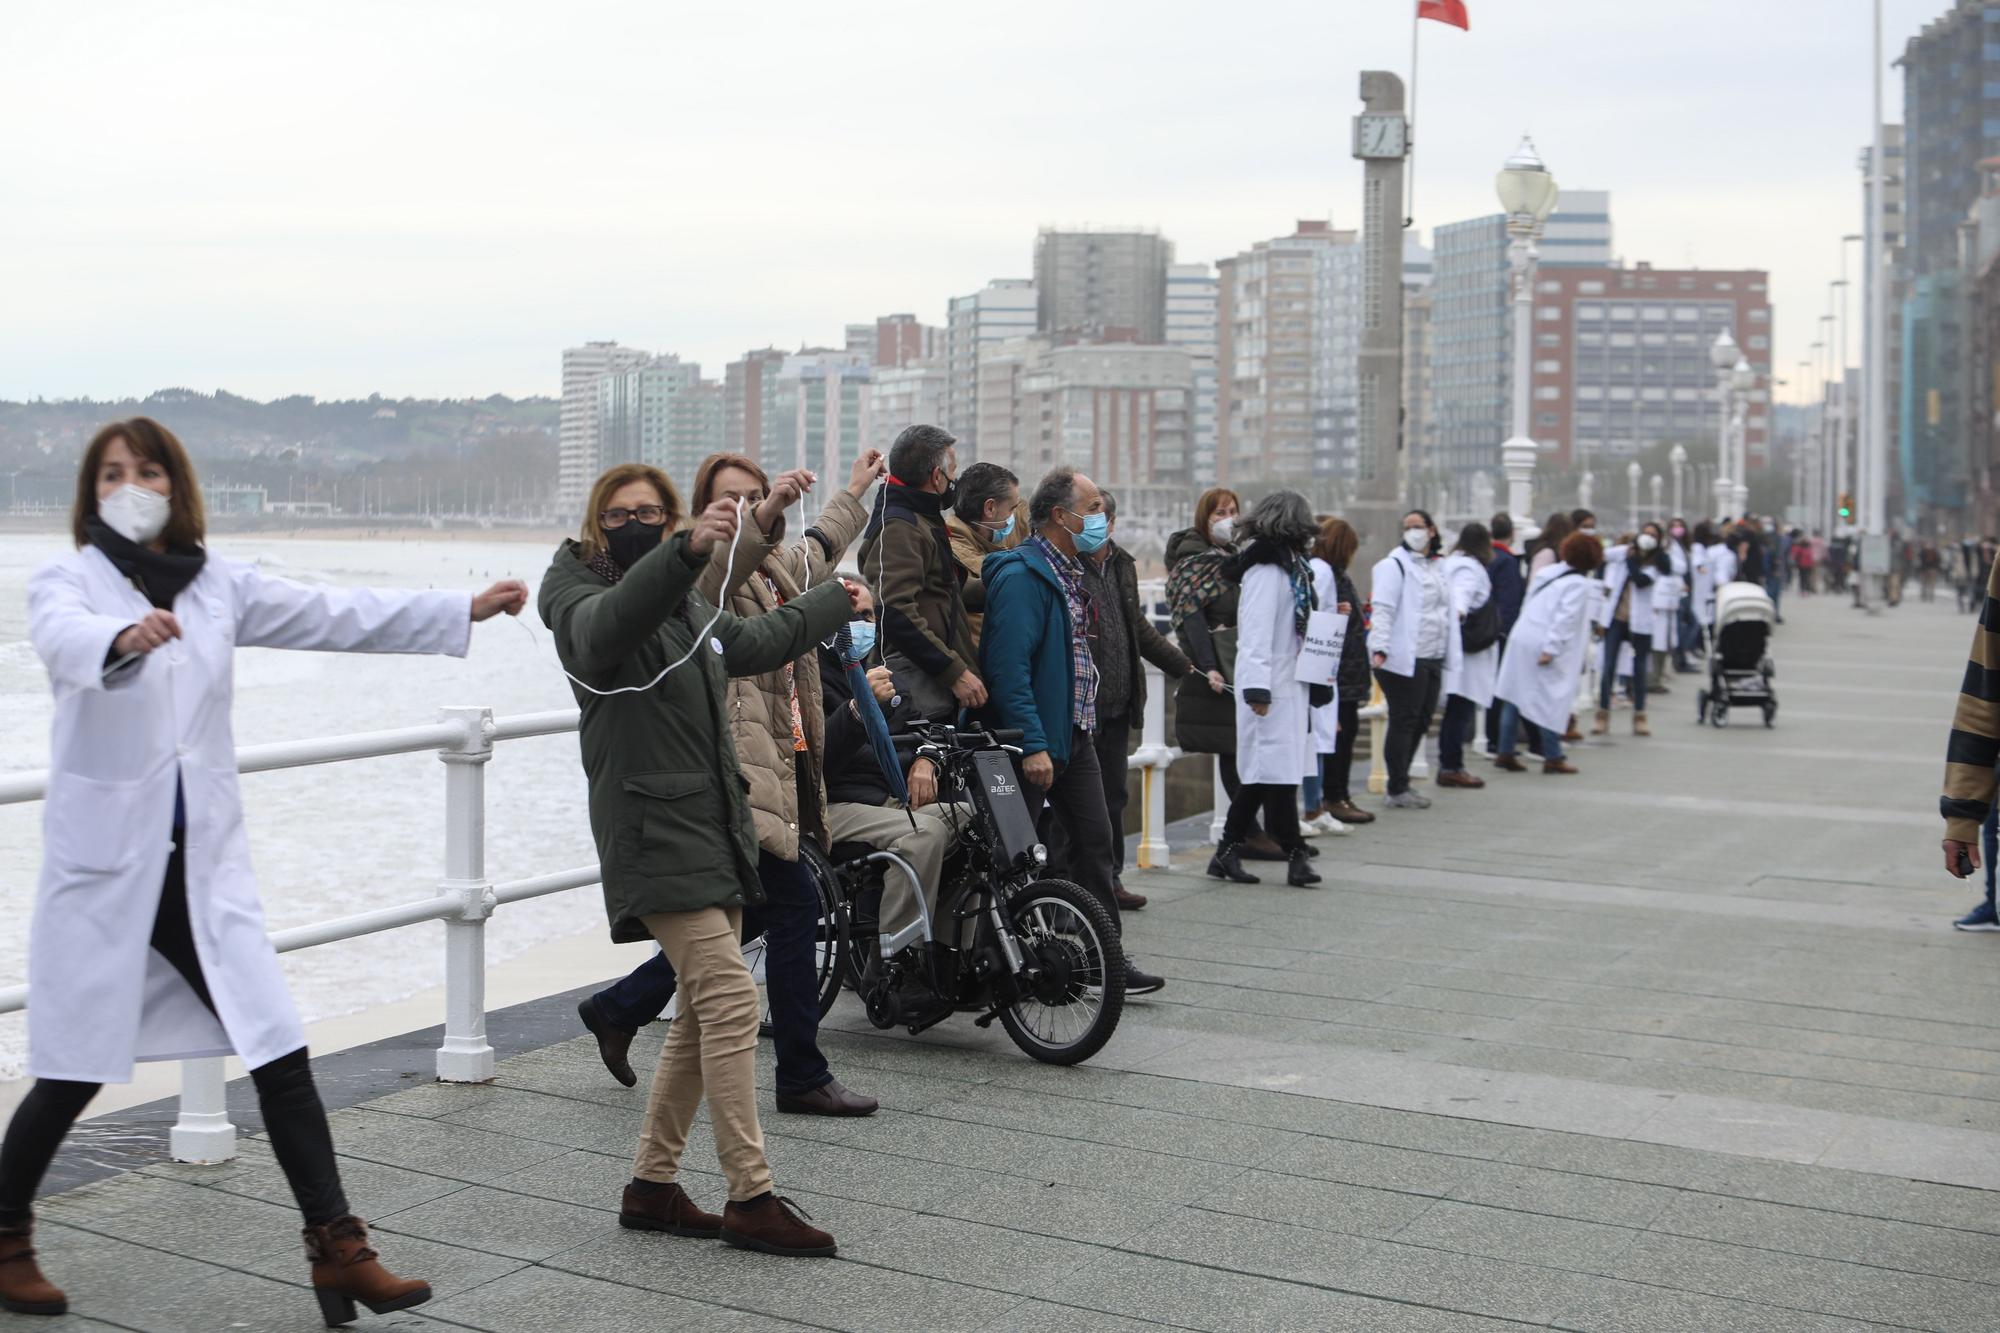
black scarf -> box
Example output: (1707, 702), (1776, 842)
(86, 518), (206, 610)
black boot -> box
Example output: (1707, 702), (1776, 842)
(1206, 843), (1259, 883)
(1286, 848), (1323, 888)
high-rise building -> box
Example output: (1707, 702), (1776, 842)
(1166, 262), (1220, 483)
(1033, 228), (1174, 342)
(944, 279), (1038, 456)
(1402, 238), (1437, 506)
(1428, 192), (1615, 487)
(595, 355), (726, 486)
(973, 338), (1193, 490)
(871, 314), (940, 370)
(1215, 221), (1361, 485)
(765, 350), (872, 512)
(724, 348), (787, 466)
(558, 341), (651, 512)
(1522, 264), (1773, 472)
(869, 362), (947, 445)
(1902, 2), (2000, 277)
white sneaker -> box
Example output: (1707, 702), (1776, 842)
(1300, 811), (1339, 837)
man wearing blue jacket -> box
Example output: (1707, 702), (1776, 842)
(980, 465), (1165, 995)
(1483, 513), (1527, 752)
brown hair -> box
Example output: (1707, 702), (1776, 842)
(578, 463), (683, 561)
(1193, 487), (1240, 543)
(1312, 516), (1358, 572)
(72, 417), (206, 549)
(689, 453), (770, 514)
(1561, 531), (1605, 573)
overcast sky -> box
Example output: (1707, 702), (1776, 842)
(1, 0), (1946, 406)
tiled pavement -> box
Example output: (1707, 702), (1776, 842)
(11, 591), (2000, 1331)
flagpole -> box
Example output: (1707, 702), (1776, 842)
(1406, 0), (1420, 227)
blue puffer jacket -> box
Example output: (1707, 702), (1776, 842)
(979, 541), (1077, 763)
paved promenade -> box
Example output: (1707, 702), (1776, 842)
(14, 590), (2000, 1330)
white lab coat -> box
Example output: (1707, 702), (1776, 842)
(1495, 564), (1595, 735)
(1703, 543), (1739, 625)
(1233, 561), (1313, 785)
(1307, 558), (1340, 756)
(26, 546), (473, 1082)
(1441, 553), (1497, 708)
(1596, 545), (1673, 638)
(1367, 547), (1462, 681)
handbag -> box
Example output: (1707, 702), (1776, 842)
(885, 650), (958, 722)
(1460, 599), (1500, 654)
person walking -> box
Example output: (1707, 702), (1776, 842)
(1592, 520), (1672, 739)
(1437, 523), (1498, 790)
(1368, 510), (1458, 809)
(857, 424), (982, 720)
(1493, 532), (1605, 776)
(1941, 544), (2000, 931)
(943, 460), (1022, 650)
(1066, 489), (1211, 910)
(1306, 518), (1374, 827)
(1920, 541), (1942, 604)
(1, 419), (529, 1323)
(541, 461), (853, 1259)
(1483, 514), (1527, 753)
(575, 450), (881, 1117)
(1206, 491), (1324, 888)
(981, 466), (1166, 994)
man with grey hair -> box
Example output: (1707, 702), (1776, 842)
(980, 467), (1166, 994)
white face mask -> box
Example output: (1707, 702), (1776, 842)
(1210, 516), (1235, 544)
(98, 483), (171, 545)
(1402, 527), (1430, 553)
(1637, 533), (1658, 552)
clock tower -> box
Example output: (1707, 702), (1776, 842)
(1350, 70), (1410, 592)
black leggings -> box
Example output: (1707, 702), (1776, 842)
(0, 835), (348, 1227)
(1323, 698), (1361, 803)
(1222, 782), (1303, 853)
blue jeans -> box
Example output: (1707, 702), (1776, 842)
(1301, 774), (1323, 811)
(1496, 701), (1564, 762)
(1984, 808), (1998, 911)
(593, 849), (833, 1097)
(1439, 694), (1478, 772)
(1599, 623), (1652, 713)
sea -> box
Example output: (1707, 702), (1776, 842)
(0, 531), (603, 1082)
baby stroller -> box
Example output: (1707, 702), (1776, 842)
(1696, 582), (1776, 728)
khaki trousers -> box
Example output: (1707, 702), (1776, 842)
(825, 801), (965, 939)
(633, 906), (773, 1202)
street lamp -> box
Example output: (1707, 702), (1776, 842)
(1626, 460), (1643, 532)
(1649, 473), (1663, 523)
(1497, 136), (1559, 525)
(1669, 443), (1688, 517)
(1710, 330), (1739, 517)
(1731, 355), (1756, 516)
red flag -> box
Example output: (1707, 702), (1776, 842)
(1418, 0), (1469, 29)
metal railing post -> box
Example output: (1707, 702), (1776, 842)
(1365, 678), (1389, 795)
(435, 706), (497, 1083)
(1131, 663), (1178, 869)
(170, 1057), (236, 1163)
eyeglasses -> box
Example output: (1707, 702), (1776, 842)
(600, 506), (668, 528)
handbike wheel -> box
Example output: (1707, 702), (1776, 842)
(997, 878), (1125, 1066)
(745, 841), (850, 1039)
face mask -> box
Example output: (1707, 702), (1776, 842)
(1637, 533), (1658, 552)
(1579, 526), (1597, 537)
(937, 472), (957, 510)
(1402, 527), (1430, 553)
(844, 620), (877, 662)
(1071, 511), (1110, 554)
(98, 483), (172, 545)
(982, 513), (1016, 542)
(1210, 516), (1235, 544)
(604, 518), (666, 571)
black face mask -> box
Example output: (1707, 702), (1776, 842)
(605, 519), (666, 571)
(937, 472), (957, 510)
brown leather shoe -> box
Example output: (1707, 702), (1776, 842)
(1543, 758), (1579, 774)
(1327, 800), (1375, 825)
(0, 1221), (65, 1317)
(578, 995), (638, 1088)
(1240, 830), (1287, 861)
(1590, 709), (1611, 736)
(721, 1194), (837, 1257)
(776, 1076), (878, 1117)
(1435, 770), (1485, 789)
(1632, 712), (1651, 737)
(305, 1216), (430, 1327)
(1492, 754), (1526, 773)
(619, 1180), (722, 1238)
(1113, 885), (1149, 912)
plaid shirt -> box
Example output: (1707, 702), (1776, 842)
(1031, 534), (1099, 734)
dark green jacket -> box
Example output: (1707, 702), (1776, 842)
(538, 533), (849, 941)
(1101, 543), (1194, 729)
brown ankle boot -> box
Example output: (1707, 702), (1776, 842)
(1632, 712), (1651, 737)
(619, 1181), (722, 1238)
(0, 1221), (66, 1317)
(304, 1216), (431, 1327)
(1543, 757), (1579, 775)
(1590, 708), (1610, 736)
(720, 1194), (837, 1257)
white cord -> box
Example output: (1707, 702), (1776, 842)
(520, 496), (750, 698)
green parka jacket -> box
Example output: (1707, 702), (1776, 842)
(537, 531), (849, 941)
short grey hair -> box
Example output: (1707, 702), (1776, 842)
(1100, 489), (1118, 519)
(1243, 489), (1316, 548)
(1028, 465), (1080, 529)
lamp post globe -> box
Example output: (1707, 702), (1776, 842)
(1731, 356), (1756, 393)
(1710, 329), (1739, 372)
(1626, 460), (1643, 531)
(1496, 136), (1557, 521)
(1669, 443), (1688, 517)
(1495, 137), (1559, 229)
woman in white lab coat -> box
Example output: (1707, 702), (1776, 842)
(1590, 520), (1673, 739)
(1493, 532), (1605, 775)
(0, 419), (526, 1324)
(1206, 490), (1323, 888)
(1437, 523), (1498, 790)
(1367, 510), (1460, 809)
(1299, 519), (1354, 836)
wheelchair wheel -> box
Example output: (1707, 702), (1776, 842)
(997, 878), (1125, 1066)
(742, 840), (849, 1040)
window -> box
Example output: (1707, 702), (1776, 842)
(1748, 335), (1769, 349)
(1579, 281), (1605, 295)
(1749, 307), (1770, 322)
(1642, 305), (1668, 320)
(1538, 280), (1562, 293)
(1714, 281), (1733, 290)
(1535, 385), (1562, 400)
(1537, 306), (1562, 320)
(1576, 386), (1603, 401)
(1537, 412), (1560, 427)
(1535, 359), (1562, 373)
(1609, 305), (1636, 320)
(1673, 306), (1700, 322)
(1537, 333), (1563, 347)
(1578, 306), (1604, 321)
(1610, 333), (1636, 348)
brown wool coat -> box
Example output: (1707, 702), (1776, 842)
(698, 489), (869, 861)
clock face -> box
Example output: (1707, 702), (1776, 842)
(1356, 115), (1407, 159)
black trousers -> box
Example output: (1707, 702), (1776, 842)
(1323, 698), (1362, 803)
(1223, 783), (1303, 853)
(1374, 659), (1443, 795)
(0, 832), (349, 1227)
(1034, 729), (1122, 934)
